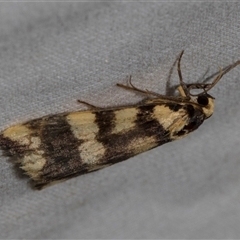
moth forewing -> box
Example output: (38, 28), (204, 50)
(0, 51), (239, 189)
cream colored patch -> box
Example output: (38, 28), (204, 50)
(21, 151), (46, 180)
(153, 105), (191, 140)
(78, 140), (105, 165)
(112, 108), (138, 134)
(3, 124), (32, 145)
(127, 135), (157, 156)
(29, 136), (41, 149)
(66, 112), (98, 140)
(153, 105), (188, 130)
(66, 112), (105, 165)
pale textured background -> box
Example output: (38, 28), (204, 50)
(0, 2), (240, 239)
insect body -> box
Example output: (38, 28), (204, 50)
(0, 51), (239, 189)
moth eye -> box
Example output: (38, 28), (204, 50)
(197, 95), (209, 106)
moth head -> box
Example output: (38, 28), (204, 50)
(195, 93), (214, 118)
(177, 85), (215, 119)
(170, 92), (215, 140)
(177, 50), (240, 119)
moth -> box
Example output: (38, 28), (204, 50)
(0, 51), (239, 189)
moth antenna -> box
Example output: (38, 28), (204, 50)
(117, 76), (161, 97)
(187, 67), (224, 97)
(203, 59), (240, 93)
(182, 56), (240, 97)
(77, 100), (101, 109)
(177, 50), (190, 98)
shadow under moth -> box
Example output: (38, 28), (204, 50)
(0, 51), (239, 189)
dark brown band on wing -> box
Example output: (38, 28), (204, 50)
(27, 115), (86, 185)
(136, 105), (170, 143)
(95, 105), (170, 164)
(94, 110), (116, 136)
(0, 134), (29, 157)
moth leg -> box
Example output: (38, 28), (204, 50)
(117, 76), (162, 97)
(77, 100), (103, 109)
